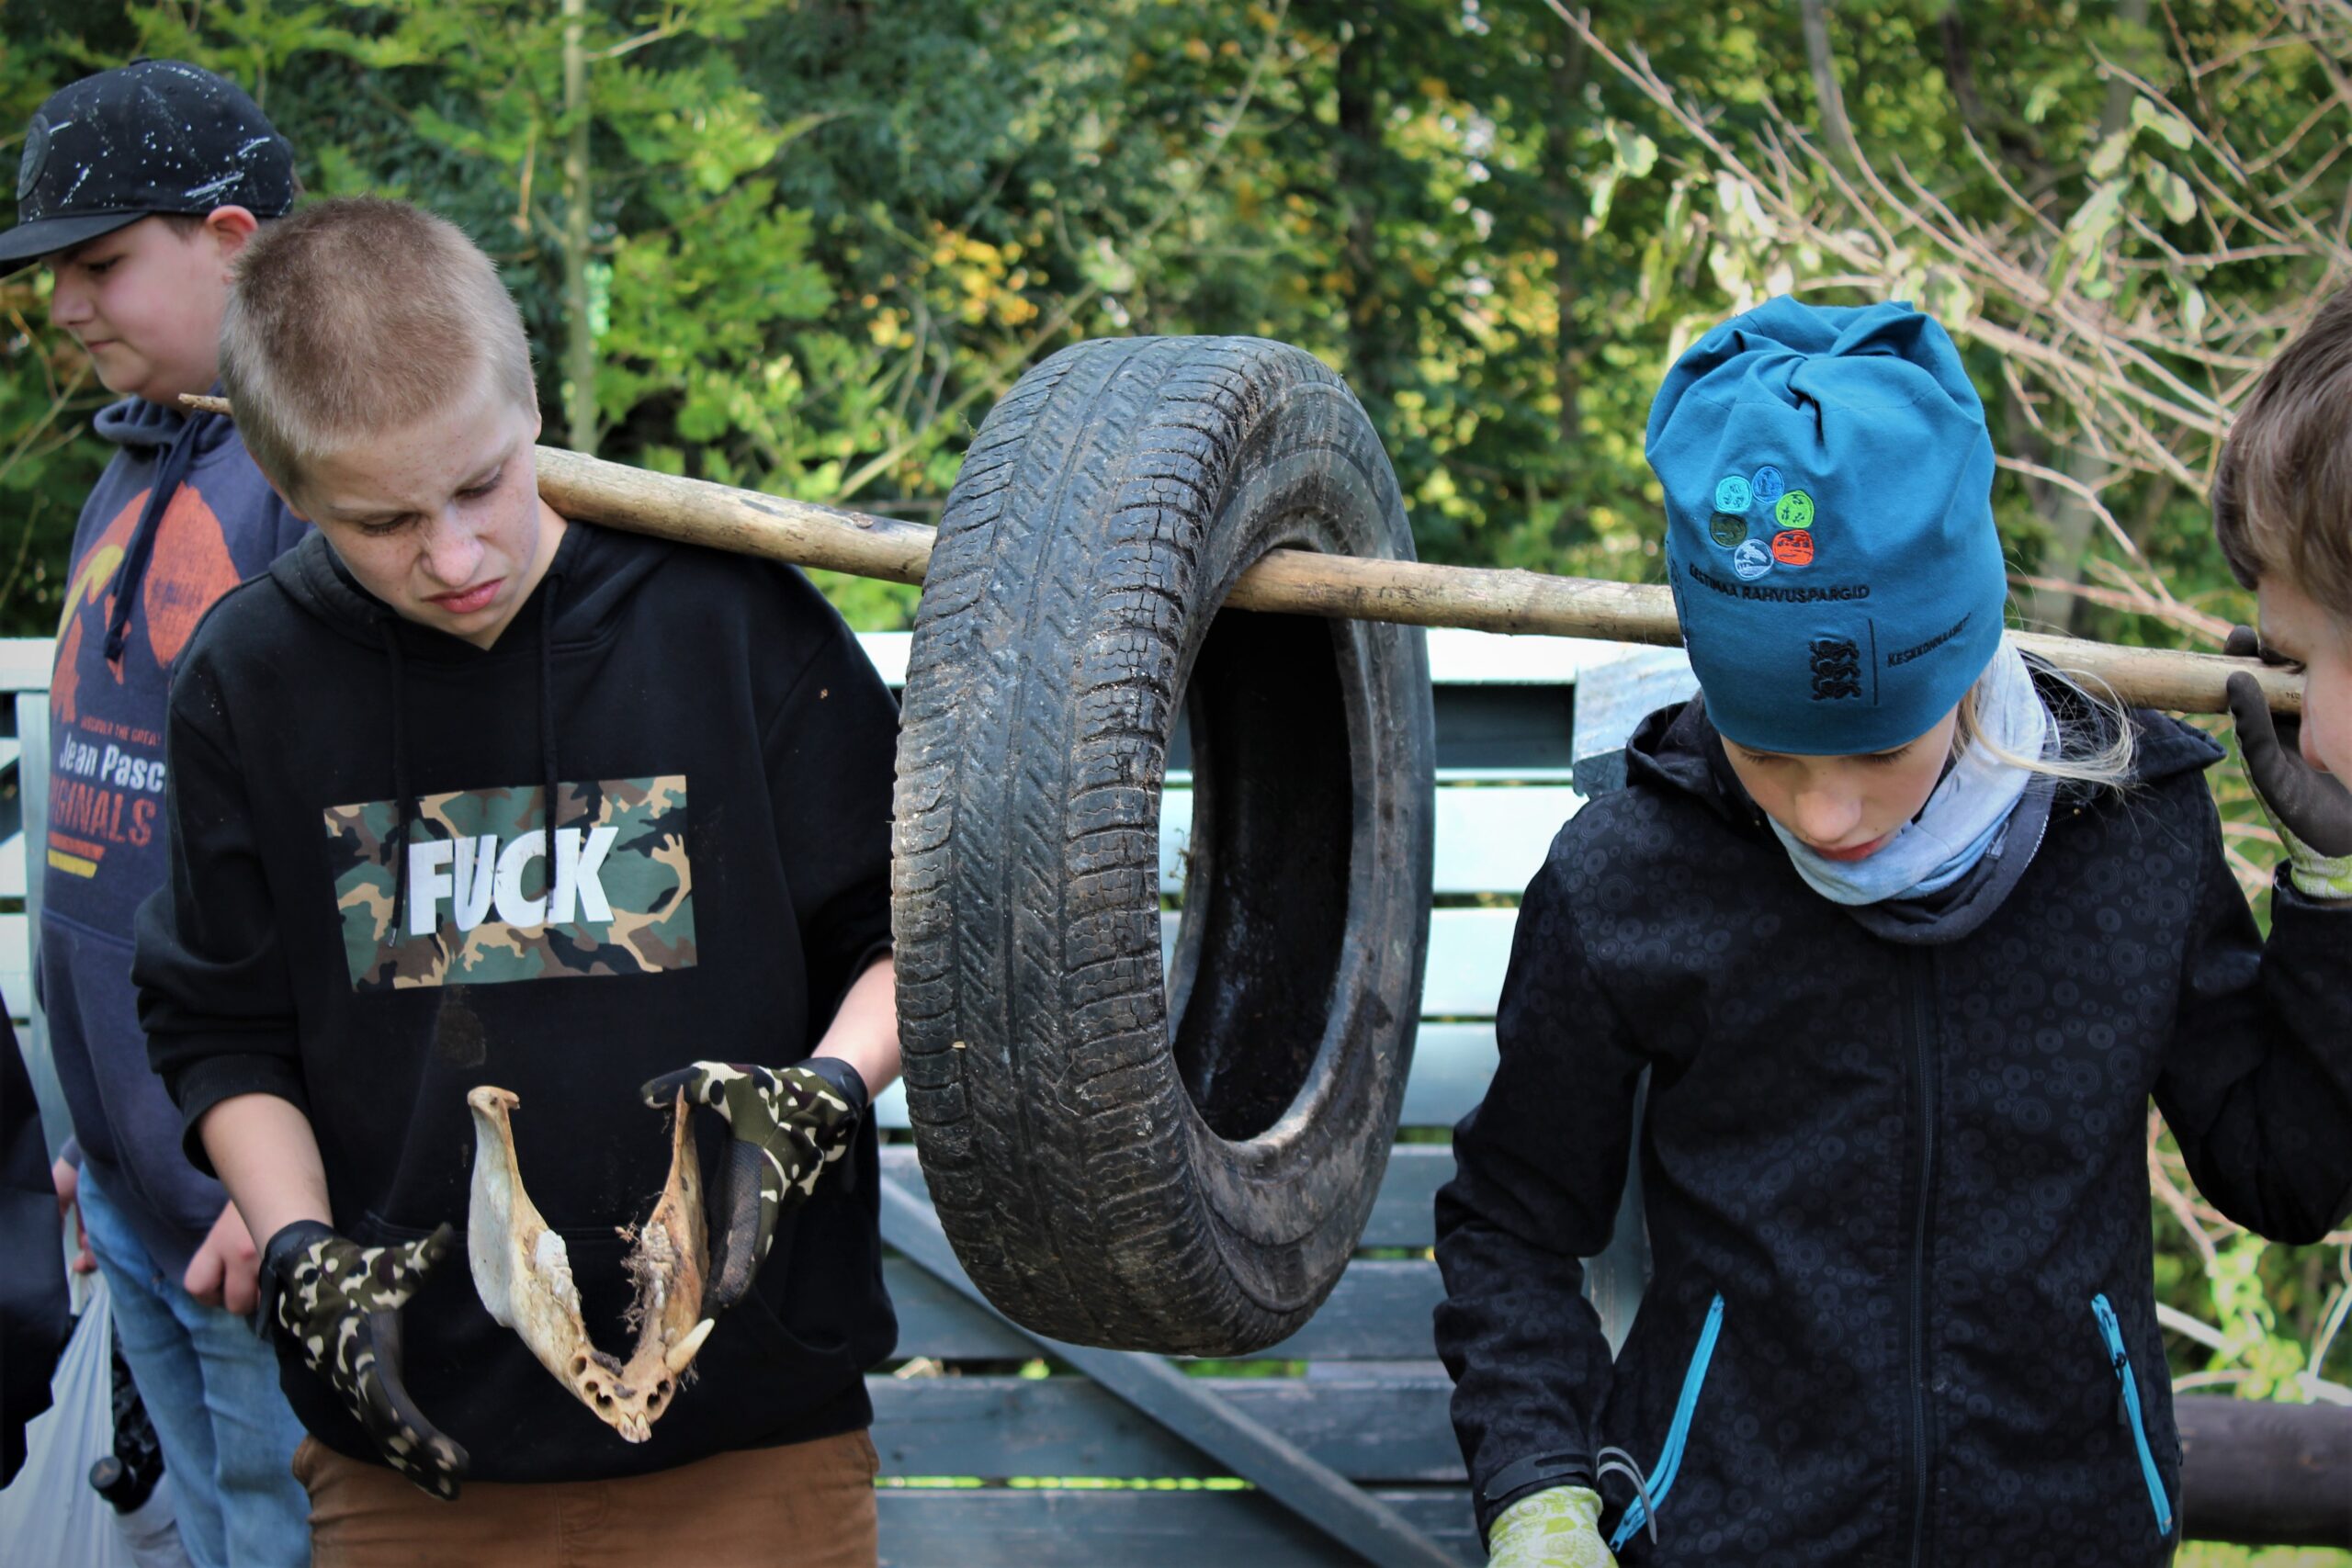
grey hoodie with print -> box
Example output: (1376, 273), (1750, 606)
(42, 395), (305, 1276)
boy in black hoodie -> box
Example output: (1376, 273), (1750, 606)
(3, 60), (312, 1568)
(132, 196), (900, 1565)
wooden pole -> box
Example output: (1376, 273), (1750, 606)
(180, 397), (2301, 716)
(532, 444), (2301, 717)
(2177, 1394), (2352, 1547)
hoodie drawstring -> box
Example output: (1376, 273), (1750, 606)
(105, 410), (212, 665)
(1596, 1446), (1661, 1549)
(381, 620), (417, 943)
(538, 572), (562, 881)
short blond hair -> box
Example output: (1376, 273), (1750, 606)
(220, 197), (536, 496)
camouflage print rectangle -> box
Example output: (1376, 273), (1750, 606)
(323, 776), (696, 991)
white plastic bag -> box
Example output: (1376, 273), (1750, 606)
(0, 1274), (186, 1567)
(112, 1472), (198, 1568)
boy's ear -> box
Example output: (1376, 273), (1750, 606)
(255, 467), (313, 525)
(200, 206), (260, 270)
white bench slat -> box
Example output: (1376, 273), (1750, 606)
(1398, 1023), (1497, 1127)
(1224, 906), (1512, 1020)
(853, 628), (1626, 693)
(865, 910), (1512, 1107)
(0, 638), (53, 694)
(885, 1255), (1442, 1362)
(1420, 627), (1634, 686)
(1159, 907), (1508, 1020)
(1161, 784), (1573, 897)
(881, 1144), (1462, 1247)
(0, 911), (27, 1023)
(876, 1021), (1496, 1133)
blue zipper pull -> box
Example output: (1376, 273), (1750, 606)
(2094, 1298), (2132, 1427)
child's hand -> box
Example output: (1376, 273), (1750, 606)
(260, 1219), (468, 1500)
(2224, 630), (2352, 900)
(638, 1059), (868, 1314)
(51, 1156), (95, 1275)
(183, 1200), (261, 1315)
(1488, 1486), (1618, 1566)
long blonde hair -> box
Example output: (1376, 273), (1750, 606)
(1951, 638), (2137, 793)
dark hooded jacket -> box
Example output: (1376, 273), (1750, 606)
(3, 1016), (70, 1486)
(1434, 683), (2352, 1567)
(42, 395), (306, 1277)
(131, 522), (899, 1483)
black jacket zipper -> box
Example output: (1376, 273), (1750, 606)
(1903, 946), (1939, 1566)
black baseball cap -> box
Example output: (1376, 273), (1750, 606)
(1, 59), (295, 270)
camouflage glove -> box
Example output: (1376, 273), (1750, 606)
(639, 1058), (868, 1314)
(1488, 1486), (1617, 1567)
(2224, 649), (2352, 901)
(259, 1220), (468, 1500)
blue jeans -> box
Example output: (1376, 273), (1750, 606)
(78, 1167), (311, 1568)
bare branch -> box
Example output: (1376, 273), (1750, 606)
(1799, 0), (1862, 170)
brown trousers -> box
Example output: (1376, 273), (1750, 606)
(296, 1428), (879, 1568)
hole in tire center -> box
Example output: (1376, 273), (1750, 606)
(1166, 605), (1351, 1142)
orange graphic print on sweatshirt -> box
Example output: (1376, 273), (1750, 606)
(53, 483), (242, 726)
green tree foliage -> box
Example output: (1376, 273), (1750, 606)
(13, 1), (2335, 641)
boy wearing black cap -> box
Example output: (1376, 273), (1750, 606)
(6, 59), (311, 1568)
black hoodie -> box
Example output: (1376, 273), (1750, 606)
(132, 523), (899, 1482)
(1434, 684), (2352, 1566)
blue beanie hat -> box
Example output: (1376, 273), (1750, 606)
(1645, 296), (2006, 754)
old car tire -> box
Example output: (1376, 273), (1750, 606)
(891, 335), (1434, 1354)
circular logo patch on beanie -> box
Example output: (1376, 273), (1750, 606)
(1775, 490), (1815, 529)
(1770, 529), (1815, 568)
(1709, 511), (1747, 547)
(1751, 464), (1786, 505)
(1731, 539), (1774, 581)
(1713, 474), (1753, 513)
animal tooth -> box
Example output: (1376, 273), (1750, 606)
(665, 1317), (716, 1373)
(465, 1086), (714, 1443)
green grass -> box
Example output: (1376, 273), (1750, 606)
(2178, 1549), (2350, 1567)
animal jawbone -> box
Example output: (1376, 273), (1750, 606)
(465, 1086), (713, 1443)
